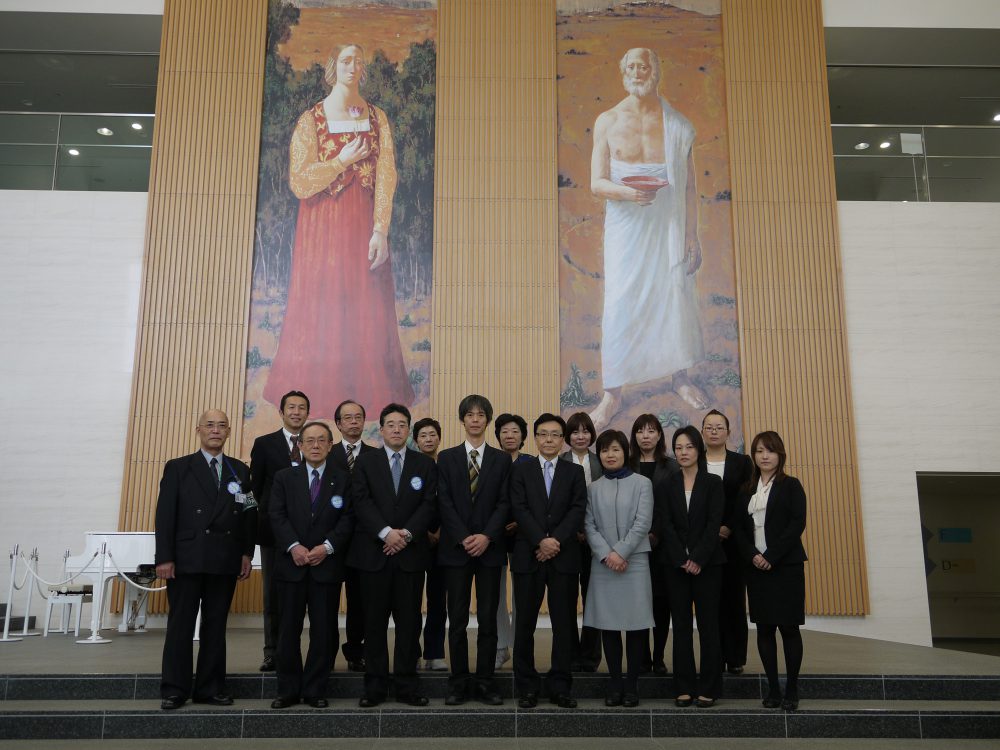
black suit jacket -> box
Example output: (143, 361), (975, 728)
(250, 428), (296, 547)
(657, 469), (726, 569)
(269, 463), (354, 583)
(154, 451), (256, 575)
(508, 457), (587, 575)
(720, 450), (754, 530)
(436, 443), (511, 568)
(558, 450), (603, 483)
(735, 475), (808, 567)
(346, 448), (437, 573)
(329, 441), (377, 473)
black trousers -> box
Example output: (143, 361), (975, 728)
(259, 545), (280, 657)
(341, 566), (365, 662)
(445, 561), (501, 692)
(359, 563), (424, 699)
(667, 564), (723, 699)
(275, 575), (341, 700)
(602, 629), (647, 693)
(575, 545), (602, 668)
(161, 572), (237, 700)
(719, 550), (748, 670)
(512, 564), (576, 696)
(645, 561), (671, 666)
(421, 564), (447, 661)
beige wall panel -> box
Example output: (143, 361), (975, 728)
(118, 0), (267, 613)
(723, 0), (868, 615)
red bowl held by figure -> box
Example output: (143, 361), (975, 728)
(621, 175), (670, 191)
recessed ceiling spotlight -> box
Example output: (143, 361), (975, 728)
(854, 142), (870, 151)
(67, 148), (80, 156)
(879, 141), (891, 149)
(993, 113), (1000, 123)
(96, 127), (113, 136)
(131, 122), (143, 130)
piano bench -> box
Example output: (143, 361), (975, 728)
(43, 591), (91, 637)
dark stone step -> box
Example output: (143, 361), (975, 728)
(0, 699), (998, 740)
(1, 671), (998, 702)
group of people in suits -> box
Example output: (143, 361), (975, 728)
(153, 395), (807, 713)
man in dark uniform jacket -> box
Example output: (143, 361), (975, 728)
(509, 413), (587, 709)
(249, 389), (310, 672)
(437, 394), (511, 706)
(155, 409), (257, 710)
(269, 421), (354, 708)
(347, 403), (437, 707)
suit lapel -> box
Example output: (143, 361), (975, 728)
(190, 452), (217, 500)
(398, 448), (419, 498)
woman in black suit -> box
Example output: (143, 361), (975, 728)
(736, 431), (807, 711)
(658, 425), (725, 707)
(701, 409), (753, 675)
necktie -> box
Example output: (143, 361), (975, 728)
(469, 449), (480, 498)
(290, 435), (301, 464)
(210, 457), (220, 489)
(309, 468), (320, 512)
(544, 460), (553, 496)
(346, 443), (355, 472)
(391, 452), (402, 493)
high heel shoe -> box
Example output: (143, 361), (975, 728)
(674, 695), (693, 707)
(781, 695), (799, 711)
(762, 695), (782, 709)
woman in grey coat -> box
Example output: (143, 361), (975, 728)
(583, 429), (655, 707)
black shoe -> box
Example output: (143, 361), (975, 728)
(675, 695), (693, 707)
(347, 658), (367, 672)
(695, 697), (717, 708)
(259, 655), (276, 672)
(306, 697), (329, 708)
(762, 695), (782, 708)
(652, 660), (668, 675)
(399, 694), (429, 707)
(518, 692), (538, 708)
(358, 694), (382, 708)
(193, 694), (233, 706)
(781, 696), (799, 711)
(270, 696), (298, 709)
(445, 690), (466, 706)
(622, 693), (639, 708)
(550, 693), (577, 708)
(605, 692), (623, 707)
(578, 662), (599, 673)
(160, 695), (185, 710)
(727, 664), (744, 675)
(475, 685), (504, 706)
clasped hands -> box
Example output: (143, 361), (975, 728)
(752, 553), (772, 571)
(462, 533), (490, 557)
(603, 550), (628, 573)
(291, 545), (327, 567)
(382, 528), (410, 555)
(681, 559), (702, 576)
(535, 536), (560, 562)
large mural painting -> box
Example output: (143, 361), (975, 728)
(243, 0), (436, 450)
(556, 0), (743, 444)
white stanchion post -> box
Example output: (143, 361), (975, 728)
(19, 548), (41, 636)
(77, 542), (111, 644)
(1, 545), (23, 643)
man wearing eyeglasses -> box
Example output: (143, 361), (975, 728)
(509, 413), (588, 709)
(268, 422), (353, 708)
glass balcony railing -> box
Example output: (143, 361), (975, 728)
(833, 124), (1000, 202)
(0, 111), (153, 192)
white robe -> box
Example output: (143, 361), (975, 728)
(600, 98), (704, 389)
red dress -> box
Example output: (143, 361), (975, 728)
(263, 102), (414, 417)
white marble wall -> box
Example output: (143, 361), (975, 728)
(823, 0), (1000, 28)
(805, 202), (1000, 646)
(0, 191), (145, 622)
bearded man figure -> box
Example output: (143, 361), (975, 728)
(589, 47), (708, 431)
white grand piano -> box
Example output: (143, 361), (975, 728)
(63, 532), (261, 642)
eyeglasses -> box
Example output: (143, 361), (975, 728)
(536, 431), (563, 439)
(702, 425), (728, 433)
(300, 437), (331, 446)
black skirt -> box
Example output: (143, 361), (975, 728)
(746, 562), (805, 626)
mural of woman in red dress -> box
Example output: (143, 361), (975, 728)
(263, 42), (414, 415)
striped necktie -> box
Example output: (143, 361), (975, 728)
(346, 443), (356, 472)
(469, 449), (480, 498)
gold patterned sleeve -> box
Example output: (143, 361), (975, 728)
(372, 106), (397, 234)
(288, 109), (346, 200)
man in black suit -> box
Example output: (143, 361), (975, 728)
(509, 413), (587, 709)
(155, 409), (257, 710)
(347, 403), (437, 707)
(269, 421), (354, 708)
(437, 394), (511, 706)
(331, 399), (374, 672)
(249, 389), (310, 672)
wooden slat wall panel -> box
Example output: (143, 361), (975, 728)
(723, 0), (869, 615)
(117, 0), (268, 614)
(430, 0), (560, 447)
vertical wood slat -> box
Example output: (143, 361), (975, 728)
(117, 0), (268, 614)
(430, 0), (560, 448)
(723, 0), (869, 615)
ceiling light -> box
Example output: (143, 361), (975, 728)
(993, 114), (1000, 123)
(96, 127), (113, 136)
(67, 148), (80, 156)
(131, 122), (143, 130)
(854, 142), (870, 151)
(879, 141), (891, 149)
